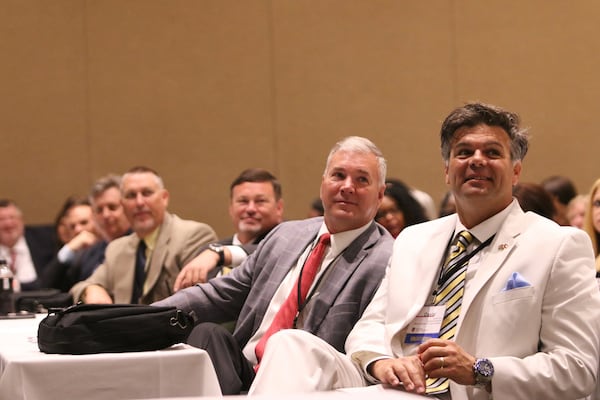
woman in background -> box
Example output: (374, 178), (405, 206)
(583, 179), (600, 274)
(375, 180), (428, 238)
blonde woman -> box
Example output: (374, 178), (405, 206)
(583, 178), (600, 273)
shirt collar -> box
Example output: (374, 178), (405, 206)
(318, 221), (372, 255)
(454, 198), (518, 243)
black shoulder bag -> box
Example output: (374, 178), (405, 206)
(37, 303), (194, 355)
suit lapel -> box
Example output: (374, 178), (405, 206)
(303, 222), (378, 331)
(460, 206), (525, 321)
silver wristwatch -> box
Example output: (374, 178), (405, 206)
(473, 358), (494, 388)
(208, 243), (225, 266)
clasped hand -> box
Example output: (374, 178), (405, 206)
(369, 339), (476, 394)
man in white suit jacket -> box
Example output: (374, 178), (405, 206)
(249, 102), (600, 400)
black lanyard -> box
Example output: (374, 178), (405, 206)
(292, 239), (344, 328)
(432, 233), (496, 298)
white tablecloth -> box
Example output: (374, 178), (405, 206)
(0, 314), (222, 399)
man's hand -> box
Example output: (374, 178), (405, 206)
(369, 356), (426, 394)
(81, 284), (113, 304)
(173, 250), (220, 292)
(67, 230), (99, 252)
(418, 339), (476, 386)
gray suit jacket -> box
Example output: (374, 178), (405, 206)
(71, 213), (217, 304)
(154, 217), (394, 353)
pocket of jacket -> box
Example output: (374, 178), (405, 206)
(492, 286), (535, 304)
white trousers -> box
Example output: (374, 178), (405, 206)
(249, 329), (366, 395)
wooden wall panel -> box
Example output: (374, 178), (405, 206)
(0, 1), (89, 224)
(1, 0), (599, 236)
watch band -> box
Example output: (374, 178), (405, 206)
(208, 243), (225, 266)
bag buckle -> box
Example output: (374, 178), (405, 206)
(169, 309), (188, 329)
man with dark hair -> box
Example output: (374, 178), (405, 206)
(70, 166), (217, 304)
(541, 175), (577, 226)
(0, 199), (57, 291)
(173, 168), (284, 290)
(249, 103), (600, 400)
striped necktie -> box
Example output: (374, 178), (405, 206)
(426, 230), (474, 395)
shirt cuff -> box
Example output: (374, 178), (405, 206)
(57, 245), (75, 264)
(226, 245), (249, 267)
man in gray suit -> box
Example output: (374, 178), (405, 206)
(71, 166), (218, 304)
(154, 136), (394, 394)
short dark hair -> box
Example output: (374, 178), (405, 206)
(513, 182), (556, 220)
(541, 175), (577, 205)
(230, 168), (282, 200)
(440, 102), (529, 163)
(0, 199), (18, 209)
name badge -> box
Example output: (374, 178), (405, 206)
(404, 305), (445, 344)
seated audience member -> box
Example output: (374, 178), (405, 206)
(512, 182), (556, 221)
(42, 176), (131, 291)
(248, 103), (600, 400)
(42, 197), (100, 291)
(541, 175), (577, 226)
(567, 194), (588, 229)
(174, 168), (284, 290)
(439, 190), (456, 217)
(154, 136), (394, 395)
(53, 196), (78, 248)
(307, 197), (324, 218)
(376, 179), (428, 238)
(387, 178), (437, 220)
(583, 178), (600, 274)
(0, 199), (57, 291)
(70, 166), (217, 304)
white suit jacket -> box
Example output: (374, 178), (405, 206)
(346, 201), (600, 400)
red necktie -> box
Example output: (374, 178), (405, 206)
(254, 233), (331, 367)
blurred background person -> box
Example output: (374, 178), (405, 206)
(438, 190), (456, 217)
(307, 197), (324, 218)
(583, 178), (600, 274)
(567, 194), (588, 229)
(376, 179), (428, 238)
(0, 199), (57, 291)
(513, 182), (557, 221)
(541, 175), (577, 226)
(42, 197), (101, 291)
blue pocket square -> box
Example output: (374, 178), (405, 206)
(502, 272), (531, 291)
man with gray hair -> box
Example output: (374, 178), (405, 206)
(154, 136), (394, 395)
(71, 166), (218, 304)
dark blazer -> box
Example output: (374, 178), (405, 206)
(154, 217), (394, 353)
(41, 240), (109, 292)
(20, 225), (58, 291)
(205, 229), (273, 280)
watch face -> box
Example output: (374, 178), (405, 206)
(476, 358), (494, 377)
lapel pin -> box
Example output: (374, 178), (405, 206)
(498, 243), (508, 251)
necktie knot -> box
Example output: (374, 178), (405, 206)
(318, 233), (331, 247)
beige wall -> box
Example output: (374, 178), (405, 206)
(1, 0), (599, 237)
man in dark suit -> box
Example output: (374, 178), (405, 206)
(154, 136), (394, 395)
(173, 168), (284, 290)
(0, 199), (57, 291)
(42, 175), (131, 292)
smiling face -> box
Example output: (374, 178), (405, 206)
(445, 124), (522, 226)
(320, 150), (385, 233)
(229, 181), (283, 244)
(0, 204), (24, 247)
